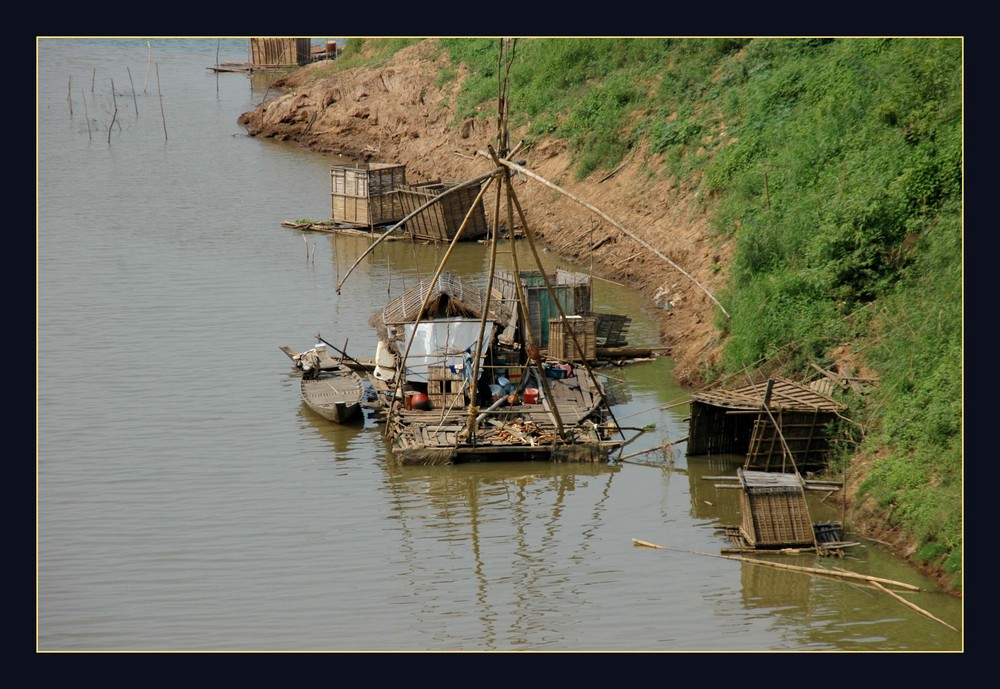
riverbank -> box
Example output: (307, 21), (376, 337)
(236, 39), (960, 597)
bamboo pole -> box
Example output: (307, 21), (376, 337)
(127, 66), (138, 116)
(502, 153), (626, 442)
(144, 41), (151, 93)
(156, 64), (167, 141)
(107, 79), (118, 145)
(486, 146), (564, 439)
(82, 88), (91, 142)
(384, 178), (497, 435)
(871, 581), (959, 632)
(631, 538), (923, 591)
(618, 436), (688, 462)
(481, 152), (729, 319)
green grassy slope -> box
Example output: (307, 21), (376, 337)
(338, 37), (964, 590)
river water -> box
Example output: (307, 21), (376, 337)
(36, 38), (962, 652)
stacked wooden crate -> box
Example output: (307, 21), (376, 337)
(427, 365), (465, 410)
(547, 316), (597, 361)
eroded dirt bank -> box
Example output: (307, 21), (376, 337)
(237, 40), (728, 387)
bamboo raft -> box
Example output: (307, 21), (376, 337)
(384, 366), (622, 465)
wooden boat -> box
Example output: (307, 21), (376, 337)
(300, 360), (365, 424)
(281, 340), (366, 424)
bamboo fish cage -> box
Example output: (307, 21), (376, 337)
(331, 163), (407, 227)
(395, 180), (488, 241)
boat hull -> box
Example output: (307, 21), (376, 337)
(300, 367), (364, 424)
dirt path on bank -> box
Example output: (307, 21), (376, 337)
(238, 40), (729, 388)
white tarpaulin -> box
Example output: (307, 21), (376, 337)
(402, 319), (494, 383)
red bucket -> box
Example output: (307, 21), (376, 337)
(523, 387), (539, 404)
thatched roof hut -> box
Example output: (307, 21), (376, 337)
(368, 272), (514, 341)
(687, 377), (845, 472)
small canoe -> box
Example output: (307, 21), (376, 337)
(300, 365), (365, 424)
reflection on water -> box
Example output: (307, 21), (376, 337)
(382, 462), (622, 650)
(686, 454), (745, 524)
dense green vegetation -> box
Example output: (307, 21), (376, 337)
(336, 37), (964, 590)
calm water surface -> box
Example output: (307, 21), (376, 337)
(36, 38), (962, 651)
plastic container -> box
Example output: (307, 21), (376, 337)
(523, 387), (539, 404)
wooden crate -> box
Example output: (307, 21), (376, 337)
(427, 365), (465, 410)
(490, 346), (523, 387)
(249, 38), (311, 66)
(331, 163), (406, 226)
(395, 181), (488, 242)
(547, 316), (597, 361)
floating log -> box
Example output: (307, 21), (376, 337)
(597, 346), (667, 358)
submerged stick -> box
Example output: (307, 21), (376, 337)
(156, 63), (167, 141)
(127, 66), (138, 115)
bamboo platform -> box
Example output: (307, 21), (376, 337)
(716, 524), (856, 557)
(383, 368), (619, 465)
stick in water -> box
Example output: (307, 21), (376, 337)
(156, 63), (167, 141)
(870, 581), (959, 632)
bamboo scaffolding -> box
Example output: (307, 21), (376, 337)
(479, 151), (729, 319)
(382, 177), (497, 433)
